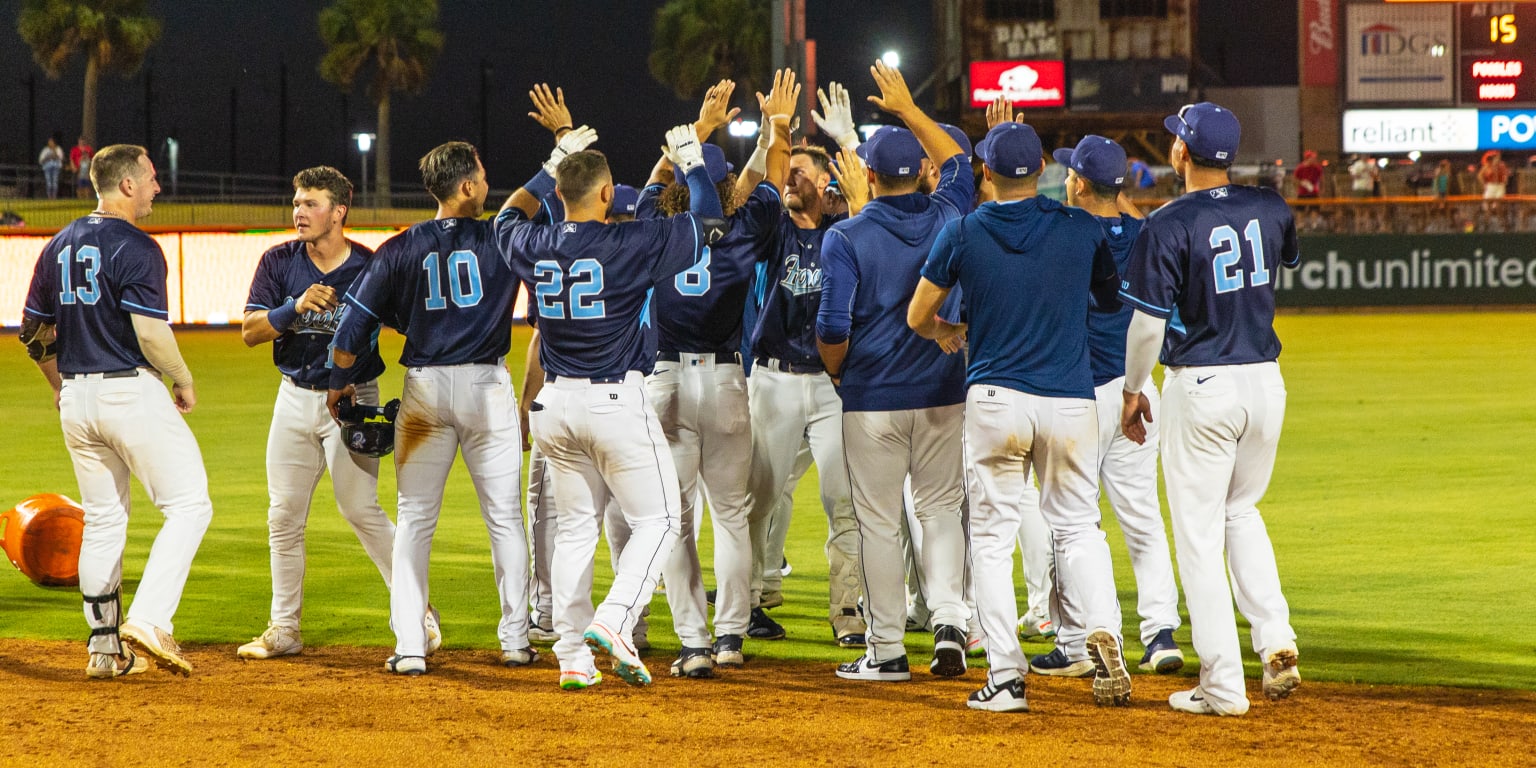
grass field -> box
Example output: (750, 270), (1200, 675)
(1, 314), (1533, 691)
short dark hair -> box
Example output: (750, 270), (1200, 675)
(1189, 153), (1232, 170)
(419, 141), (481, 202)
(90, 144), (148, 192)
(792, 145), (832, 175)
(293, 166), (353, 209)
(873, 171), (920, 193)
(555, 150), (612, 205)
(1080, 174), (1121, 201)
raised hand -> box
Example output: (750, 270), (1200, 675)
(868, 59), (916, 118)
(665, 124), (705, 173)
(830, 145), (870, 215)
(760, 68), (801, 122)
(812, 82), (858, 147)
(527, 84), (574, 135)
(543, 125), (599, 174)
(296, 284), (339, 314)
(986, 94), (1021, 130)
(696, 79), (740, 139)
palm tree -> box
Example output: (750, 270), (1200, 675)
(648, 0), (770, 100)
(17, 0), (162, 147)
(319, 0), (443, 206)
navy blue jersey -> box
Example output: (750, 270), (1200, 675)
(817, 154), (975, 412)
(24, 215), (167, 374)
(923, 198), (1118, 400)
(246, 240), (385, 388)
(497, 208), (710, 379)
(750, 212), (846, 370)
(1119, 185), (1300, 367)
(1085, 214), (1144, 386)
(638, 182), (780, 354)
(333, 217), (516, 371)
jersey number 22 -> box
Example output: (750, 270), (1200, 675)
(534, 259), (606, 319)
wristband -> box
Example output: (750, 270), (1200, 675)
(267, 298), (299, 333)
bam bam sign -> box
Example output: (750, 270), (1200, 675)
(991, 21), (1060, 59)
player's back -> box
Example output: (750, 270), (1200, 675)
(500, 212), (706, 379)
(1122, 184), (1300, 367)
(350, 217), (516, 366)
(27, 215), (166, 374)
(1085, 213), (1144, 386)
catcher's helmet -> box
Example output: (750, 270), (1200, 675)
(337, 397), (402, 458)
(2, 493), (84, 587)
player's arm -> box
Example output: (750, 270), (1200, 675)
(19, 316), (62, 407)
(242, 283), (339, 347)
(325, 260), (392, 419)
(1120, 310), (1165, 445)
(869, 60), (962, 170)
(909, 220), (966, 340)
(815, 230), (857, 383)
(130, 314), (196, 414)
(519, 326), (544, 453)
(502, 85), (598, 218)
(1117, 191), (1146, 220)
(736, 69), (799, 199)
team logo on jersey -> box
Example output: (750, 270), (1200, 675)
(293, 302), (347, 334)
(562, 223), (578, 234)
(441, 219), (458, 229)
(1209, 187), (1230, 199)
(779, 254), (823, 296)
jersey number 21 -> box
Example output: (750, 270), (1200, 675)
(1209, 219), (1271, 294)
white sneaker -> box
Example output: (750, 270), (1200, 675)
(1169, 686), (1249, 716)
(967, 675), (1029, 713)
(500, 647), (539, 667)
(583, 622), (652, 686)
(121, 620), (192, 676)
(529, 612), (559, 644)
(1263, 648), (1301, 700)
(1017, 612), (1055, 640)
(385, 654), (427, 676)
(559, 668), (602, 691)
(425, 605), (443, 655)
(86, 650), (148, 679)
(237, 625), (303, 660)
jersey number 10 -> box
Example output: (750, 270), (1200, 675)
(1209, 219), (1271, 294)
(422, 250), (484, 310)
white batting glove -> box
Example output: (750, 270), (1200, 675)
(811, 82), (860, 149)
(665, 124), (706, 174)
(543, 125), (598, 175)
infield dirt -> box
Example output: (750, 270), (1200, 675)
(2, 639), (1532, 767)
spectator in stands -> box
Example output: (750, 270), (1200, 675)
(38, 134), (65, 200)
(1349, 154), (1378, 198)
(1127, 156), (1156, 192)
(1479, 150), (1509, 211)
(1433, 159), (1453, 211)
(69, 136), (94, 200)
(1294, 151), (1323, 199)
(1257, 159), (1285, 193)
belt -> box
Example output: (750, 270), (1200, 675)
(61, 368), (140, 380)
(284, 376), (327, 392)
(657, 351), (742, 365)
(753, 356), (824, 375)
(546, 373), (627, 385)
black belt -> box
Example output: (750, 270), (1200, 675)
(546, 373), (627, 385)
(284, 376), (327, 392)
(753, 356), (824, 375)
(61, 368), (139, 380)
(657, 351), (742, 364)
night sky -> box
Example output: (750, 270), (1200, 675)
(0, 0), (1293, 193)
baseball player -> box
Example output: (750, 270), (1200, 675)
(910, 120), (1131, 712)
(817, 61), (974, 683)
(629, 72), (795, 678)
(497, 124), (727, 690)
(1120, 102), (1301, 716)
(329, 140), (552, 676)
(1031, 135), (1185, 676)
(20, 144), (213, 678)
(237, 166), (407, 660)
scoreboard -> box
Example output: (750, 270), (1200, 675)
(1461, 3), (1536, 104)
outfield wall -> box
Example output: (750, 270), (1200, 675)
(2, 230), (1533, 325)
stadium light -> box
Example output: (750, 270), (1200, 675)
(859, 124), (882, 140)
(882, 50), (900, 69)
(1409, 150), (1422, 162)
(353, 132), (376, 208)
(728, 119), (760, 138)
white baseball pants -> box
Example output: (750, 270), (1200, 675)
(747, 365), (861, 632)
(60, 370), (213, 652)
(526, 443), (554, 626)
(1161, 362), (1295, 713)
(843, 404), (968, 662)
(965, 384), (1121, 683)
(391, 363), (529, 656)
(531, 372), (681, 673)
(264, 378), (395, 629)
(1014, 471), (1052, 623)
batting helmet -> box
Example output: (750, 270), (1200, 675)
(337, 397), (402, 458)
(1, 493), (85, 587)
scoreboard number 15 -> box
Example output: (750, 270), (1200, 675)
(1492, 13), (1517, 45)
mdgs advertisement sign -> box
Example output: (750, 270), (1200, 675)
(1342, 109), (1478, 153)
(1346, 3), (1454, 103)
(970, 61), (1066, 108)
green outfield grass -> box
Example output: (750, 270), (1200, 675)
(1, 314), (1533, 690)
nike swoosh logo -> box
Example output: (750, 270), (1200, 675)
(1197, 375), (1215, 384)
(1191, 693), (1205, 701)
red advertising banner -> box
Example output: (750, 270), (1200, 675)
(1302, 0), (1338, 87)
(969, 60), (1066, 108)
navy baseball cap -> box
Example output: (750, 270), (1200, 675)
(1164, 102), (1240, 164)
(855, 126), (925, 177)
(611, 183), (639, 215)
(673, 143), (734, 184)
(1052, 135), (1127, 188)
(975, 122), (1044, 178)
(939, 123), (973, 159)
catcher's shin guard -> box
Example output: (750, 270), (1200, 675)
(83, 589), (122, 654)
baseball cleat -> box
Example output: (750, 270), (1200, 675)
(385, 655), (427, 676)
(930, 625), (968, 677)
(834, 654), (912, 682)
(836, 631), (867, 648)
(965, 629), (987, 658)
(424, 605), (443, 655)
(86, 650), (148, 680)
(1085, 629), (1132, 707)
(711, 634), (745, 668)
(120, 620), (192, 676)
(584, 622), (652, 687)
(528, 622), (559, 644)
(1138, 628), (1185, 673)
(1169, 686), (1249, 716)
(1263, 648), (1301, 700)
(237, 624), (303, 660)
(968, 675), (1029, 713)
(1017, 612), (1055, 640)
(670, 647), (717, 679)
(500, 647), (539, 667)
(760, 591), (785, 610)
(559, 668), (602, 691)
(1029, 648), (1094, 678)
(747, 607), (786, 640)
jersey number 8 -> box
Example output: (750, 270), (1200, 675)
(1209, 219), (1271, 294)
(533, 258), (606, 319)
